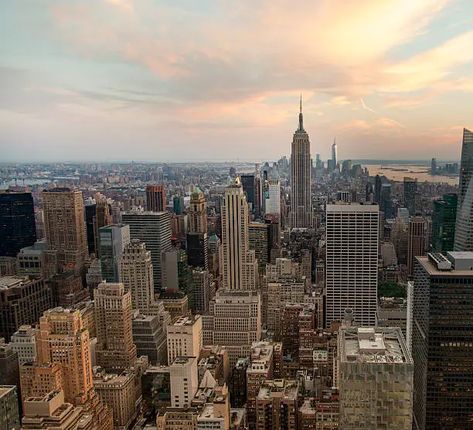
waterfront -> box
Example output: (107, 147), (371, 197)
(364, 164), (458, 186)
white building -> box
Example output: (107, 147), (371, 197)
(202, 290), (261, 367)
(167, 315), (203, 365)
(10, 325), (36, 364)
(265, 180), (281, 217)
(325, 204), (379, 326)
(220, 178), (257, 291)
(170, 356), (199, 408)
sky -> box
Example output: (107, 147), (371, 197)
(1, 0), (472, 162)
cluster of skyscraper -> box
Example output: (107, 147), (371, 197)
(0, 104), (472, 429)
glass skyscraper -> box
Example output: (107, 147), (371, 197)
(432, 193), (457, 252)
(454, 128), (473, 251)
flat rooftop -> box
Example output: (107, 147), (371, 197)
(417, 255), (473, 277)
(0, 276), (29, 290)
(340, 327), (412, 365)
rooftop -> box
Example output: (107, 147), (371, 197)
(340, 327), (412, 365)
(0, 275), (30, 290)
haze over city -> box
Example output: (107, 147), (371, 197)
(1, 0), (472, 162)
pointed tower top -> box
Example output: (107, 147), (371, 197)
(298, 94), (304, 131)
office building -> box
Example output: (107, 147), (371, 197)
(85, 201), (97, 255)
(407, 216), (426, 277)
(202, 290), (261, 366)
(0, 343), (20, 390)
(167, 315), (203, 365)
(0, 191), (36, 257)
(17, 240), (58, 278)
(49, 271), (89, 308)
(98, 224), (130, 282)
(240, 174), (257, 214)
(186, 232), (208, 269)
(146, 184), (166, 212)
(0, 276), (53, 342)
(454, 128), (473, 251)
(21, 390), (97, 430)
(42, 188), (88, 272)
(290, 97), (312, 228)
(432, 193), (457, 252)
(122, 211), (172, 289)
(325, 204), (379, 326)
(220, 178), (257, 291)
(132, 313), (167, 365)
(338, 327), (413, 429)
(10, 325), (36, 365)
(93, 193), (113, 255)
(19, 362), (63, 401)
(93, 369), (139, 430)
(161, 249), (179, 291)
(403, 177), (417, 216)
(191, 268), (211, 315)
(188, 188), (207, 234)
(94, 282), (137, 371)
(0, 386), (20, 430)
(170, 356), (199, 408)
(413, 252), (473, 429)
(249, 222), (270, 273)
(331, 139), (338, 170)
(119, 239), (156, 313)
(173, 195), (185, 215)
(265, 179), (281, 217)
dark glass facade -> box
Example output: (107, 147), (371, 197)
(186, 232), (208, 269)
(413, 256), (473, 429)
(0, 191), (36, 257)
(241, 174), (256, 212)
(404, 177), (418, 215)
(432, 193), (457, 252)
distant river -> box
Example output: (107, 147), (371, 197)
(364, 164), (458, 186)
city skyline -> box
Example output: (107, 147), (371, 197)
(1, 1), (473, 162)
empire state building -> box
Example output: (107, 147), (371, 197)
(290, 96), (312, 228)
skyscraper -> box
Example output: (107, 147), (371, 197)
(241, 174), (256, 214)
(93, 193), (113, 254)
(331, 138), (338, 170)
(454, 128), (473, 251)
(94, 282), (137, 371)
(220, 178), (257, 291)
(413, 252), (473, 429)
(119, 239), (155, 314)
(325, 204), (379, 326)
(403, 177), (418, 216)
(265, 179), (281, 217)
(42, 188), (88, 272)
(188, 187), (207, 234)
(98, 224), (130, 282)
(146, 184), (166, 212)
(432, 193), (457, 252)
(122, 211), (172, 290)
(290, 97), (312, 228)
(0, 191), (36, 257)
(407, 216), (426, 277)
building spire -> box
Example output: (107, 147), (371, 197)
(298, 93), (304, 131)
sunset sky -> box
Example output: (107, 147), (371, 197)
(1, 0), (472, 162)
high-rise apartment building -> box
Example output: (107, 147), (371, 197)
(122, 211), (172, 289)
(413, 252), (473, 429)
(255, 379), (299, 430)
(0, 191), (36, 257)
(403, 177), (418, 216)
(98, 224), (130, 282)
(290, 98), (312, 228)
(325, 204), (379, 327)
(94, 282), (137, 371)
(432, 193), (457, 252)
(407, 216), (426, 277)
(119, 239), (155, 313)
(167, 315), (203, 365)
(220, 178), (257, 291)
(338, 327), (413, 429)
(146, 184), (166, 212)
(42, 188), (88, 272)
(0, 276), (53, 342)
(188, 188), (207, 234)
(454, 128), (473, 251)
